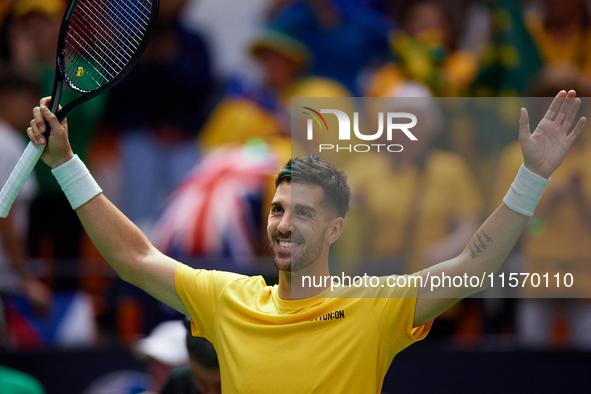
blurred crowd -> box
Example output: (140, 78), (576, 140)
(1, 0), (591, 383)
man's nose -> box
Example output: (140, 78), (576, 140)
(277, 211), (292, 233)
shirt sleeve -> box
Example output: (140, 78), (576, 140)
(369, 272), (433, 354)
(175, 263), (246, 340)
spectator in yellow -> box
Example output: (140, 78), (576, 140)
(198, 27), (350, 159)
(339, 84), (483, 274)
(525, 0), (591, 85)
(335, 84), (483, 338)
(365, 1), (479, 97)
(493, 67), (591, 348)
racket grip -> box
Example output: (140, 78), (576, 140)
(0, 142), (44, 218)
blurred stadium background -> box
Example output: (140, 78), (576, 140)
(1, 0), (591, 392)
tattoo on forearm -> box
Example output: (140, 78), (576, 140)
(468, 244), (478, 259)
(467, 229), (494, 259)
(476, 233), (487, 249)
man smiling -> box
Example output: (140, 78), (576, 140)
(23, 91), (586, 392)
(268, 158), (347, 297)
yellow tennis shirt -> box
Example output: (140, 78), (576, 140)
(175, 263), (432, 393)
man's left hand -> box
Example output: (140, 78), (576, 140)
(520, 90), (587, 179)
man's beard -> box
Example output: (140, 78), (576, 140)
(270, 231), (324, 273)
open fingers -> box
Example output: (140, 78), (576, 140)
(567, 116), (587, 144)
(543, 90), (567, 121)
(555, 90), (577, 125)
(518, 107), (530, 144)
(562, 97), (582, 131)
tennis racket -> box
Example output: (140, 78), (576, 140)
(0, 0), (159, 218)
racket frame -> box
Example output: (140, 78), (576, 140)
(50, 0), (160, 123)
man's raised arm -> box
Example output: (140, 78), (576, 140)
(414, 90), (587, 327)
(28, 97), (188, 315)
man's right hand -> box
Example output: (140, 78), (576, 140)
(27, 97), (74, 169)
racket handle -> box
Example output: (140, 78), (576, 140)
(0, 142), (44, 218)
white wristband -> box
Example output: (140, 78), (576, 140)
(51, 155), (102, 210)
(503, 164), (550, 216)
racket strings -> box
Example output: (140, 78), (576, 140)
(63, 0), (154, 92)
(70, 0), (151, 81)
(71, 5), (129, 71)
(78, 0), (151, 62)
(83, 0), (143, 55)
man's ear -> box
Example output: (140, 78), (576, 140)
(327, 217), (345, 245)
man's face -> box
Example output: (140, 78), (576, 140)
(190, 359), (221, 394)
(267, 182), (334, 272)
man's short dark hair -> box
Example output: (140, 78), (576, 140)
(274, 155), (350, 218)
(184, 318), (219, 369)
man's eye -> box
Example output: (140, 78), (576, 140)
(297, 210), (310, 217)
(272, 206), (283, 213)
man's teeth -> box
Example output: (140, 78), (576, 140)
(279, 241), (296, 248)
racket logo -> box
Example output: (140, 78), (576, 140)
(75, 67), (85, 77)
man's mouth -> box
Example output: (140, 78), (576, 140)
(277, 240), (302, 249)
